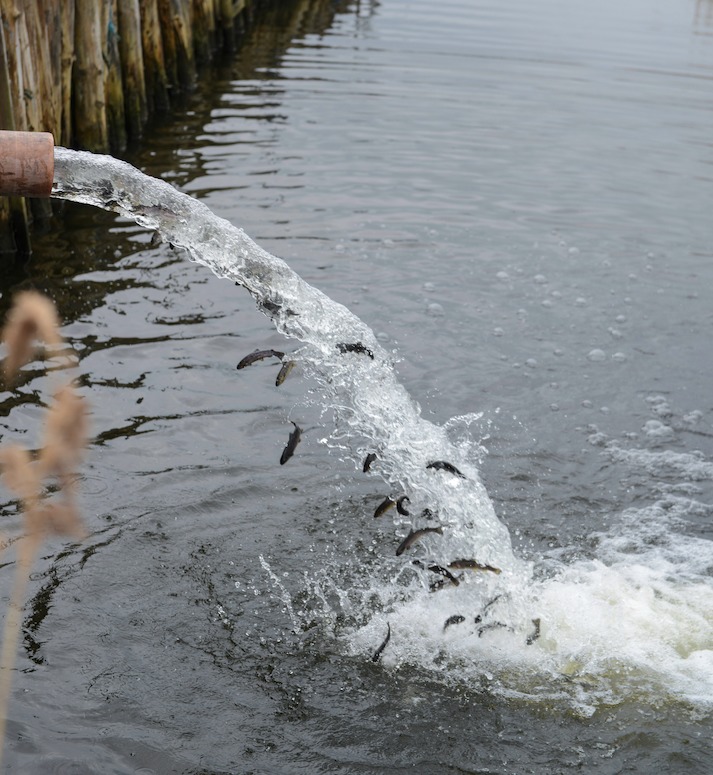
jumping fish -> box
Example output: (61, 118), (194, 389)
(371, 623), (391, 662)
(443, 614), (466, 632)
(396, 495), (410, 516)
(474, 594), (504, 624)
(275, 359), (295, 386)
(448, 559), (501, 574)
(336, 341), (374, 359)
(526, 618), (541, 646)
(363, 452), (377, 472)
(279, 421), (302, 465)
(426, 460), (467, 479)
(395, 526), (444, 556)
(237, 349), (285, 369)
(477, 622), (509, 638)
(428, 564), (460, 587)
(411, 560), (460, 589)
(373, 496), (396, 519)
(429, 575), (462, 593)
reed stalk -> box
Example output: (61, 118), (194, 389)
(0, 292), (89, 768)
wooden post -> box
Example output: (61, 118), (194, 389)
(219, 0), (236, 50)
(0, 4), (31, 256)
(140, 0), (170, 112)
(60, 0), (76, 146)
(22, 0), (54, 219)
(73, 0), (108, 150)
(157, 0), (179, 87)
(117, 0), (147, 140)
(103, 0), (127, 151)
(192, 0), (217, 64)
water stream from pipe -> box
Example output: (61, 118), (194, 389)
(51, 147), (713, 716)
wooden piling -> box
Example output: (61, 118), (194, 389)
(73, 0), (109, 151)
(117, 0), (148, 139)
(0, 0), (322, 255)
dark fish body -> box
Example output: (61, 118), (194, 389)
(280, 421), (302, 465)
(426, 460), (467, 479)
(237, 349), (285, 369)
(336, 341), (374, 359)
(448, 559), (501, 574)
(396, 496), (410, 516)
(427, 564), (460, 587)
(474, 594), (504, 624)
(477, 622), (509, 638)
(526, 618), (541, 646)
(429, 575), (462, 593)
(363, 452), (377, 472)
(374, 496), (396, 519)
(371, 623), (391, 662)
(275, 360), (295, 386)
(443, 614), (466, 632)
(395, 526), (444, 556)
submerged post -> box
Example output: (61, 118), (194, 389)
(0, 131), (55, 198)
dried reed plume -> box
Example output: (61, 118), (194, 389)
(0, 292), (89, 769)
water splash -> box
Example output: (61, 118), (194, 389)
(51, 148), (713, 712)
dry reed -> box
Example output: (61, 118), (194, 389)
(0, 291), (89, 770)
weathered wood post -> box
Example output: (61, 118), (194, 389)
(140, 0), (170, 112)
(103, 0), (128, 151)
(0, 10), (30, 255)
(117, 0), (148, 139)
(73, 0), (109, 150)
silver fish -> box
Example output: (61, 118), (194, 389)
(443, 614), (466, 632)
(279, 421), (301, 465)
(336, 341), (374, 359)
(374, 496), (395, 519)
(371, 623), (391, 662)
(275, 359), (295, 386)
(396, 496), (410, 516)
(237, 349), (285, 369)
(395, 526), (444, 556)
(474, 594), (504, 624)
(426, 460), (466, 479)
(427, 564), (460, 587)
(477, 622), (509, 638)
(448, 559), (501, 574)
(363, 452), (377, 472)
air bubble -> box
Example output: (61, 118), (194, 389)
(587, 349), (606, 362)
(427, 302), (444, 316)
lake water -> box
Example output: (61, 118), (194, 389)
(2, 0), (713, 771)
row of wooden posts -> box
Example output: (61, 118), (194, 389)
(0, 0), (266, 255)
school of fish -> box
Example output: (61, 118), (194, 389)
(235, 343), (539, 663)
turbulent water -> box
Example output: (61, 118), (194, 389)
(51, 137), (713, 715)
(2, 0), (713, 771)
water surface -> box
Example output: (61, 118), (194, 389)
(2, 0), (713, 771)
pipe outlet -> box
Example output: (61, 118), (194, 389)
(0, 130), (55, 198)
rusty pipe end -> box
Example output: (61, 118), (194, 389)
(0, 130), (55, 198)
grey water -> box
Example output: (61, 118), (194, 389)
(1, 0), (713, 772)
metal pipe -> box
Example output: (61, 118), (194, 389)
(0, 131), (55, 198)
